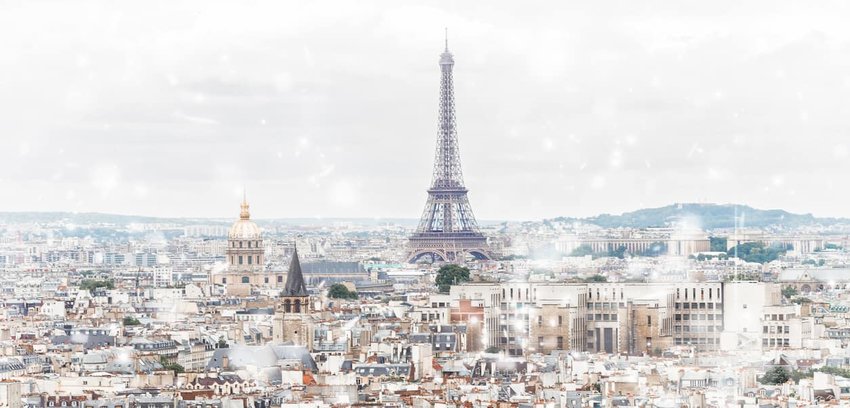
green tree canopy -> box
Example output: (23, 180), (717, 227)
(709, 236), (728, 252)
(641, 241), (668, 257)
(607, 245), (628, 259)
(159, 356), (184, 373)
(122, 316), (141, 326)
(782, 286), (798, 299)
(759, 367), (790, 385)
(728, 242), (789, 264)
(435, 264), (470, 293)
(80, 279), (115, 292)
(568, 245), (594, 257)
(327, 283), (358, 300)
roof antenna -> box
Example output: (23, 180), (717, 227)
(444, 27), (449, 52)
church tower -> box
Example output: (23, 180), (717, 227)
(273, 247), (312, 346)
(211, 194), (286, 293)
(226, 194), (264, 274)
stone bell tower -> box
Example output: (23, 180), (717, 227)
(273, 246), (312, 346)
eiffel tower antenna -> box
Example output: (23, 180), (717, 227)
(406, 35), (492, 263)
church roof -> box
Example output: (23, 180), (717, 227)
(229, 197), (261, 240)
(283, 247), (308, 296)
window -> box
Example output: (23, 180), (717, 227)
(264, 277), (269, 284)
(558, 316), (563, 326)
(538, 316), (543, 326)
(222, 277), (226, 284)
(277, 275), (283, 283)
(238, 256), (243, 264)
(557, 336), (564, 349)
(247, 256), (252, 265)
(647, 316), (652, 326)
(241, 276), (249, 284)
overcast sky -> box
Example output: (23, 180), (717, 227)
(2, 1), (850, 221)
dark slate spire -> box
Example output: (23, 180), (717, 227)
(284, 246), (308, 296)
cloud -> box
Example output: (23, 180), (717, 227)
(1, 0), (850, 219)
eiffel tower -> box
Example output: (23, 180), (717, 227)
(407, 37), (491, 263)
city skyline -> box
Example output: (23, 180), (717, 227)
(4, 1), (850, 220)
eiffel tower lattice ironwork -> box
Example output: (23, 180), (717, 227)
(407, 37), (492, 263)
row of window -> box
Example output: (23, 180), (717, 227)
(764, 314), (795, 321)
(231, 255), (262, 265)
(675, 313), (720, 321)
(231, 240), (262, 248)
(536, 336), (565, 349)
(763, 325), (791, 334)
(674, 337), (719, 345)
(586, 313), (617, 322)
(537, 315), (564, 326)
(588, 302), (625, 310)
(674, 325), (723, 333)
(763, 338), (790, 347)
(674, 302), (718, 310)
(676, 287), (721, 301)
(222, 275), (283, 284)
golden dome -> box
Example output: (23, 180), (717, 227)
(229, 196), (261, 240)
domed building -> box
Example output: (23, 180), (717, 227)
(211, 196), (287, 295)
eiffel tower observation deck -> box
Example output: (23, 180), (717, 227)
(407, 36), (492, 263)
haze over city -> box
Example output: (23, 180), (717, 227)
(4, 1), (850, 220)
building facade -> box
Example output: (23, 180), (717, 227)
(451, 281), (786, 356)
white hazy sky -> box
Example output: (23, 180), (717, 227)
(2, 1), (850, 221)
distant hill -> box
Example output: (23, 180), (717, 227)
(0, 212), (427, 228)
(550, 203), (850, 230)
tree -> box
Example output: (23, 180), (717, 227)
(328, 283), (358, 300)
(641, 242), (668, 257)
(435, 264), (470, 293)
(581, 275), (608, 283)
(727, 242), (790, 264)
(782, 286), (798, 299)
(709, 236), (728, 252)
(80, 279), (115, 293)
(607, 245), (628, 259)
(759, 367), (790, 385)
(217, 336), (229, 349)
(568, 245), (594, 257)
(484, 346), (500, 354)
(160, 356), (184, 373)
(122, 316), (141, 326)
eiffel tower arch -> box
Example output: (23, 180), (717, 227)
(407, 38), (492, 263)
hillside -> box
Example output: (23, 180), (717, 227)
(550, 203), (850, 230)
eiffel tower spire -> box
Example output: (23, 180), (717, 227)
(407, 37), (492, 263)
